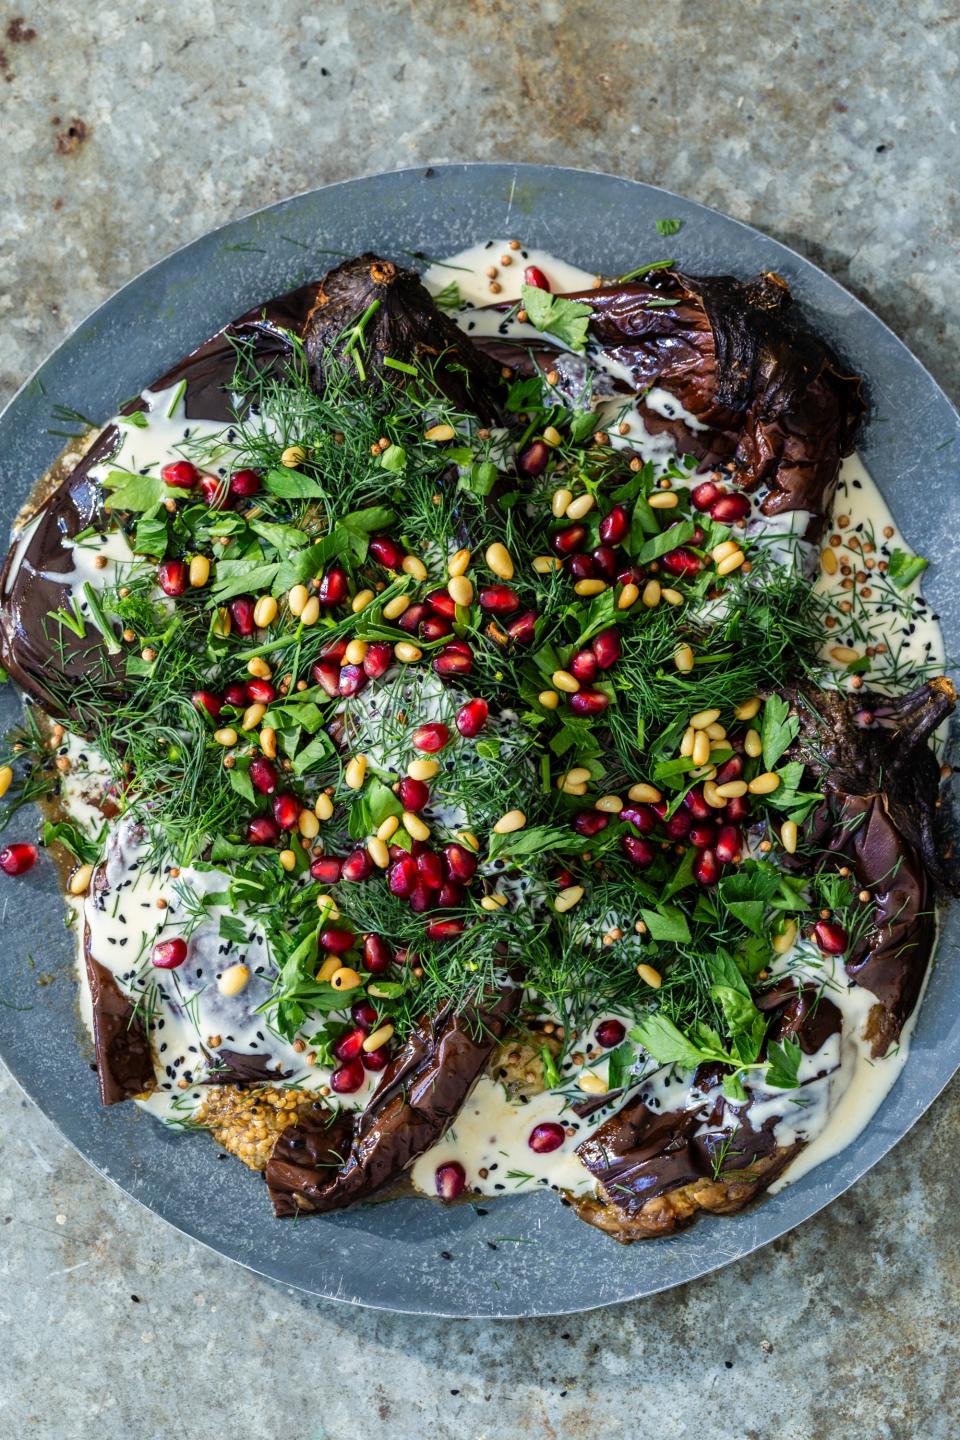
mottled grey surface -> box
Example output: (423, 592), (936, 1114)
(1, 1), (959, 1436)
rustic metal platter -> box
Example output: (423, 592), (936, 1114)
(1, 163), (958, 1317)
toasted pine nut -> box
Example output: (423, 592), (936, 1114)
(251, 594), (277, 628)
(288, 584), (309, 617)
(636, 963), (662, 989)
(448, 547), (471, 577)
(716, 550), (746, 577)
(345, 755), (367, 790)
(716, 780), (748, 799)
(821, 547), (839, 575)
(300, 596), (320, 625)
(703, 781), (727, 809)
(748, 772), (781, 795)
(367, 837), (390, 869)
(781, 820), (799, 854)
(298, 810), (320, 839)
(642, 579), (661, 608)
(218, 963), (251, 997)
(403, 811), (430, 841)
(562, 781), (588, 796)
(493, 809), (526, 835)
(425, 423), (456, 442)
(829, 645), (860, 664)
(280, 444), (306, 467)
(574, 578), (607, 596)
(690, 708), (721, 730)
(711, 541), (739, 564)
(408, 758), (440, 781)
(315, 792), (334, 820)
(648, 491), (678, 509)
(692, 731), (711, 767)
(214, 727), (238, 747)
(315, 895), (339, 919)
(317, 955), (341, 982)
(394, 641), (421, 663)
(674, 644), (695, 673)
(533, 554), (562, 574)
(551, 487), (573, 518)
(383, 594), (410, 620)
(744, 728), (763, 758)
(189, 554), (210, 587)
(0, 766), (12, 799)
(279, 849), (297, 872)
(566, 492), (595, 520)
(596, 795), (623, 813)
(628, 783), (661, 803)
(480, 892), (509, 911)
(485, 542), (514, 580)
(402, 554), (428, 581)
(69, 863), (94, 896)
(772, 920), (798, 955)
(240, 703), (264, 731)
(260, 727), (277, 759)
(247, 656), (272, 679)
(552, 670), (580, 694)
(538, 690), (560, 709)
(364, 1023), (394, 1052)
(448, 575), (474, 607)
(661, 587), (684, 605)
(330, 966), (362, 991)
(735, 695), (762, 721)
(577, 1071), (608, 1095)
(618, 583), (640, 610)
(372, 817), (398, 847)
(345, 638), (368, 665)
(352, 588), (375, 612)
(555, 885), (585, 913)
(562, 766), (592, 786)
(542, 425), (563, 448)
(456, 830), (480, 852)
(212, 607), (231, 638)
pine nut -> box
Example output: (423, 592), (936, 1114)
(690, 708), (720, 730)
(781, 820), (799, 854)
(240, 703), (264, 731)
(480, 892), (509, 911)
(316, 895), (339, 920)
(345, 638), (368, 665)
(260, 727), (277, 759)
(383, 594), (410, 620)
(538, 690), (560, 709)
(493, 809), (526, 835)
(555, 885), (585, 912)
(636, 963), (662, 989)
(642, 579), (661, 608)
(692, 730), (711, 767)
(251, 594), (276, 628)
(703, 781), (727, 808)
(542, 425), (563, 448)
(648, 491), (678, 509)
(218, 963), (251, 997)
(821, 547), (839, 575)
(425, 423), (456, 442)
(317, 955), (341, 983)
(562, 781), (588, 796)
(247, 656), (272, 678)
(716, 780), (748, 798)
(748, 772), (781, 795)
(330, 966), (362, 991)
(403, 811), (430, 841)
(367, 837), (390, 869)
(408, 759), (440, 780)
(829, 645), (860, 664)
(485, 542), (514, 579)
(596, 795), (623, 813)
(628, 783), (661, 803)
(673, 644), (695, 673)
(214, 727), (238, 747)
(402, 554), (428, 581)
(448, 575), (474, 607)
(577, 1071), (608, 1095)
(562, 767), (592, 786)
(456, 830), (480, 852)
(716, 550), (746, 577)
(772, 920), (798, 955)
(744, 728), (763, 757)
(735, 696), (762, 721)
(69, 863), (94, 896)
(617, 582), (639, 610)
(300, 596), (320, 625)
(533, 554), (562, 574)
(212, 607), (231, 638)
(0, 766), (12, 799)
(281, 445), (306, 467)
(279, 849), (297, 872)
(552, 670), (580, 693)
(448, 547), (471, 577)
(566, 493), (595, 520)
(376, 815), (399, 843)
(661, 587), (684, 606)
(574, 578), (607, 597)
(288, 584), (309, 617)
(189, 554), (210, 587)
(394, 641), (421, 663)
(364, 1023), (394, 1052)
(352, 588), (375, 612)
(345, 755), (367, 790)
(314, 791), (334, 820)
(711, 541), (739, 563)
(298, 809), (320, 839)
(551, 487), (573, 518)
(706, 723), (727, 741)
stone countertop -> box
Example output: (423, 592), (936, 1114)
(1, 3), (958, 1437)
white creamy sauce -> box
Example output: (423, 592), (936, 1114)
(41, 243), (944, 1215)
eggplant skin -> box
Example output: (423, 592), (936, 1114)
(302, 253), (505, 420)
(560, 269), (864, 529)
(83, 859), (155, 1106)
(573, 986), (840, 1242)
(792, 677), (956, 1055)
(265, 985), (520, 1217)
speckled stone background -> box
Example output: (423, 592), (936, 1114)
(1, 2), (958, 1436)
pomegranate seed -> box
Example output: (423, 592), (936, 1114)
(161, 460), (199, 488)
(334, 1027), (366, 1061)
(599, 505), (629, 545)
(570, 648), (599, 684)
(342, 848), (373, 883)
(249, 758), (278, 794)
(338, 664), (368, 698)
(684, 786), (712, 821)
(433, 643), (473, 677)
(569, 553), (596, 580)
(726, 794), (751, 822)
(437, 880), (466, 908)
(363, 1046), (390, 1071)
(573, 811), (608, 838)
(245, 678), (276, 704)
(518, 440), (550, 476)
(591, 545), (618, 580)
(397, 602), (429, 634)
(591, 626), (621, 670)
(157, 559), (187, 596)
(596, 1019), (626, 1048)
(412, 722), (450, 753)
(409, 881), (432, 914)
(661, 547), (702, 577)
(478, 585), (520, 615)
(312, 660), (341, 698)
(524, 265), (551, 292)
(714, 755), (744, 786)
(444, 843), (478, 883)
(229, 596), (255, 636)
(814, 920), (848, 955)
(694, 848), (719, 886)
(318, 567), (348, 606)
(652, 801), (668, 819)
(199, 473), (230, 508)
(427, 589), (457, 618)
(622, 834), (655, 867)
(310, 856), (343, 884)
(691, 480), (721, 511)
(229, 468), (261, 497)
(421, 615), (452, 642)
(362, 642), (393, 679)
(398, 777), (430, 812)
(553, 866), (576, 889)
(621, 805), (657, 833)
(330, 1058), (365, 1094)
(320, 927), (355, 954)
(568, 689), (609, 717)
(368, 535), (405, 570)
(715, 824), (742, 864)
(272, 793), (299, 830)
(427, 918), (465, 940)
(0, 842), (37, 876)
(320, 638), (348, 662)
(456, 697), (489, 738)
(388, 855), (418, 897)
(710, 492), (751, 523)
(152, 937), (187, 969)
(689, 822), (717, 849)
(192, 689), (222, 721)
(435, 1161), (466, 1200)
(223, 682), (248, 708)
(551, 523), (587, 556)
(417, 851), (444, 890)
(616, 564), (644, 587)
(528, 1122), (565, 1153)
(247, 815), (280, 846)
(665, 811), (692, 840)
(507, 609), (538, 645)
(352, 998), (378, 1028)
(362, 935), (393, 974)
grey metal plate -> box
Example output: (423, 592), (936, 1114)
(1, 163), (957, 1318)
